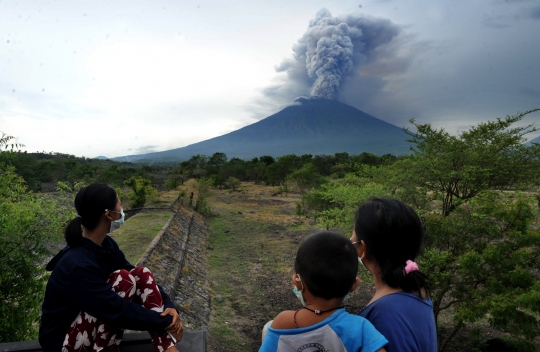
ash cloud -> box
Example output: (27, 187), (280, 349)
(285, 8), (401, 100)
(250, 8), (419, 122)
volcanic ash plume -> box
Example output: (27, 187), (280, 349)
(289, 8), (400, 100)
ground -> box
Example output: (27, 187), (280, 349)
(204, 182), (376, 351)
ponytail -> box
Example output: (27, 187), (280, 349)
(65, 216), (83, 247)
(380, 259), (428, 297)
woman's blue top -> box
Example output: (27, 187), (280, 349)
(359, 292), (437, 352)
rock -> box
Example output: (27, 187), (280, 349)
(215, 295), (223, 302)
(248, 210), (255, 214)
(237, 211), (243, 214)
(207, 245), (214, 250)
(224, 230), (230, 233)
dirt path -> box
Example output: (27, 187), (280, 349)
(204, 182), (375, 351)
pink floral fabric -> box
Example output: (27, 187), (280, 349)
(62, 267), (175, 352)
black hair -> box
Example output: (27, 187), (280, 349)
(64, 183), (118, 247)
(294, 231), (358, 300)
(354, 197), (428, 295)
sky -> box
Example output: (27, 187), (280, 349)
(1, 0), (539, 158)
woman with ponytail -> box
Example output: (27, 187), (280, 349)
(352, 198), (437, 352)
(39, 184), (183, 352)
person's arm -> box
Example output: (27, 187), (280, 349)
(62, 261), (172, 332)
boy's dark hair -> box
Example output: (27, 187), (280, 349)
(65, 183), (118, 247)
(354, 197), (428, 294)
(294, 231), (358, 300)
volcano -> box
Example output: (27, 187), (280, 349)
(113, 97), (411, 162)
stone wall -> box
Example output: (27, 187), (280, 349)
(136, 198), (211, 331)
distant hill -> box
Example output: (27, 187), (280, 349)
(95, 156), (108, 160)
(112, 97), (412, 162)
(526, 135), (540, 145)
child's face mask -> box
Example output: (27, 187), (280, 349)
(293, 274), (306, 306)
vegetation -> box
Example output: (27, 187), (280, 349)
(2, 109), (540, 350)
(299, 110), (540, 351)
(124, 176), (158, 208)
(0, 136), (72, 342)
(0, 150), (170, 192)
(109, 210), (173, 264)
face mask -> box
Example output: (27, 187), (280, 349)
(109, 209), (125, 233)
(358, 257), (367, 270)
(293, 275), (306, 306)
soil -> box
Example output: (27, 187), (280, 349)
(204, 183), (375, 352)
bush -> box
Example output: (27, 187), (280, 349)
(0, 163), (72, 342)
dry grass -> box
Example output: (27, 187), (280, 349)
(204, 182), (375, 351)
(110, 210), (173, 264)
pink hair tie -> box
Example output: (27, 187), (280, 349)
(404, 260), (419, 274)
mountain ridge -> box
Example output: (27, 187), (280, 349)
(112, 97), (412, 162)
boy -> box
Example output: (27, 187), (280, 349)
(260, 231), (387, 352)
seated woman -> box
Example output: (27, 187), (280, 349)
(39, 183), (183, 352)
(351, 197), (437, 352)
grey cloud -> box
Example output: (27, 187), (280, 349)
(519, 86), (540, 98)
(527, 5), (540, 19)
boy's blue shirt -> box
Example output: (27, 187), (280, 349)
(260, 308), (387, 352)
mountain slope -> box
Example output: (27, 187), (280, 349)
(113, 97), (411, 162)
(526, 135), (540, 145)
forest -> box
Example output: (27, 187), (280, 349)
(1, 109), (540, 351)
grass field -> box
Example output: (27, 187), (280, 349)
(109, 210), (173, 264)
(204, 182), (376, 351)
(110, 188), (183, 263)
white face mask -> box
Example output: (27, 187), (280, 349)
(109, 209), (125, 233)
(293, 275), (306, 306)
(358, 257), (367, 269)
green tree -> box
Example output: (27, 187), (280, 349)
(286, 163), (327, 193)
(191, 177), (214, 214)
(422, 192), (540, 351)
(0, 136), (71, 341)
(124, 176), (155, 208)
(224, 176), (241, 191)
(402, 109), (540, 215)
(0, 132), (24, 152)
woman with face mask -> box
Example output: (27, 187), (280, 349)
(351, 198), (437, 352)
(39, 183), (183, 352)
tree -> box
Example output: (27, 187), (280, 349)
(190, 177), (213, 214)
(0, 132), (24, 152)
(286, 163), (327, 193)
(224, 176), (241, 191)
(124, 176), (156, 208)
(0, 135), (71, 341)
(402, 109), (540, 216)
(422, 192), (540, 351)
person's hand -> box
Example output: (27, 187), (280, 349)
(161, 308), (183, 340)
